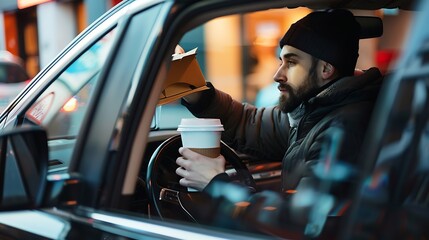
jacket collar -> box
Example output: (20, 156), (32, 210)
(306, 67), (382, 107)
(287, 104), (305, 128)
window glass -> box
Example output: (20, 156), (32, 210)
(144, 6), (393, 237)
(22, 28), (117, 171)
(144, 9), (291, 225)
(152, 10), (305, 132)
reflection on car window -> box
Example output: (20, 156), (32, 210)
(24, 29), (117, 139)
(21, 28), (117, 173)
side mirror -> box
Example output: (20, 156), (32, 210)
(0, 126), (48, 210)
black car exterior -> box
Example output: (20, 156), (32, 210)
(0, 0), (427, 239)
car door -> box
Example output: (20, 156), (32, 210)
(0, 0), (177, 237)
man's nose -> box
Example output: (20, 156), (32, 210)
(273, 67), (286, 83)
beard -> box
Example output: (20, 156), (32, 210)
(278, 70), (320, 113)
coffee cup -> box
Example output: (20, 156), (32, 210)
(177, 118), (224, 157)
(177, 118), (224, 192)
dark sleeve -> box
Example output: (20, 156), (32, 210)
(203, 172), (256, 194)
(181, 82), (216, 114)
(202, 173), (232, 195)
(181, 82), (290, 161)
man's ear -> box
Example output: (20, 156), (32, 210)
(320, 62), (336, 80)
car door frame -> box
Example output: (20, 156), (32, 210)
(0, 0), (169, 208)
(62, 0), (171, 207)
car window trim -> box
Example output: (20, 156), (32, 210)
(72, 1), (166, 207)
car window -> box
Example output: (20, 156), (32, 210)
(22, 28), (117, 171)
(141, 5), (416, 238)
(150, 10), (301, 133)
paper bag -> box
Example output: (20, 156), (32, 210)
(158, 48), (209, 105)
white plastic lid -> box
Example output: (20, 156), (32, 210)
(177, 118), (224, 132)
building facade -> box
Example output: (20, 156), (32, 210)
(0, 0), (120, 78)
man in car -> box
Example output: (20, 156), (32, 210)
(176, 9), (383, 199)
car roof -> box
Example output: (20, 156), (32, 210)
(276, 0), (418, 10)
(293, 0), (417, 10)
(173, 0), (418, 10)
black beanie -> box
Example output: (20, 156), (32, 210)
(279, 9), (361, 76)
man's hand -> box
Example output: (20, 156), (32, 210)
(176, 147), (226, 191)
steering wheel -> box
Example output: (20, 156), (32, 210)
(146, 134), (256, 222)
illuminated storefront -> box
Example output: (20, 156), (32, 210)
(0, 0), (120, 78)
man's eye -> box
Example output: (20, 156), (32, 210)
(286, 60), (295, 67)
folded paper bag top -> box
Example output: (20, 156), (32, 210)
(158, 48), (209, 105)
